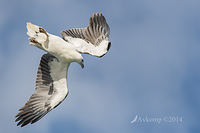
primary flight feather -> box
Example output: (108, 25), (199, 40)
(15, 13), (111, 127)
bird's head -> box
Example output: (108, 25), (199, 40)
(77, 58), (84, 68)
(75, 54), (84, 68)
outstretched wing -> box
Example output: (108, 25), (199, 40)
(61, 13), (111, 57)
(15, 54), (69, 127)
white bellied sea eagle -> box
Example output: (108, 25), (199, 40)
(15, 13), (111, 127)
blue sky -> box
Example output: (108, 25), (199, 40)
(1, 0), (200, 132)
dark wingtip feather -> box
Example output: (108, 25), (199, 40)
(107, 42), (112, 51)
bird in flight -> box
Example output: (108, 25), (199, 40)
(15, 13), (111, 127)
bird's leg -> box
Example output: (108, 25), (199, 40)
(39, 27), (49, 49)
(29, 38), (44, 50)
(29, 27), (49, 51)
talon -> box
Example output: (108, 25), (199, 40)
(30, 38), (38, 43)
(39, 27), (48, 37)
(29, 38), (42, 46)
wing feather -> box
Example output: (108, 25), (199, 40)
(15, 54), (69, 127)
(61, 13), (111, 57)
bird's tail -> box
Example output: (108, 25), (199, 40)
(26, 22), (48, 49)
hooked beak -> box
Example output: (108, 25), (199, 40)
(80, 62), (84, 68)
